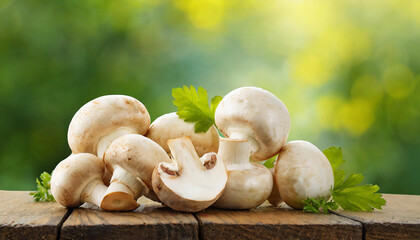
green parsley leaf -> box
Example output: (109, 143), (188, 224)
(263, 156), (276, 169)
(324, 146), (386, 211)
(304, 147), (386, 213)
(303, 197), (338, 213)
(172, 86), (222, 133)
(333, 185), (386, 211)
(30, 172), (55, 202)
(323, 147), (346, 187)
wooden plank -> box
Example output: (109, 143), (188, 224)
(60, 197), (198, 240)
(195, 202), (362, 240)
(334, 194), (420, 240)
(0, 190), (70, 240)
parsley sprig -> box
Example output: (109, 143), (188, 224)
(30, 171), (55, 202)
(303, 197), (338, 213)
(172, 86), (222, 133)
(303, 147), (386, 213)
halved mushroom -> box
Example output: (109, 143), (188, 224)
(51, 153), (138, 211)
(212, 139), (273, 209)
(146, 112), (219, 157)
(275, 140), (334, 209)
(213, 87), (289, 209)
(152, 137), (227, 212)
(103, 134), (171, 205)
(67, 95), (150, 159)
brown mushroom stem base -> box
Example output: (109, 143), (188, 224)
(81, 179), (108, 207)
(102, 168), (146, 211)
(101, 191), (140, 211)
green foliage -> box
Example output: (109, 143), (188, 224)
(303, 197), (338, 213)
(263, 156), (276, 169)
(172, 86), (222, 133)
(303, 147), (386, 213)
(333, 185), (386, 211)
(30, 172), (55, 202)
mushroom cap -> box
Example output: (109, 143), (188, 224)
(215, 87), (290, 161)
(104, 134), (171, 189)
(68, 95), (150, 155)
(51, 153), (104, 208)
(275, 140), (334, 209)
(212, 163), (273, 209)
(146, 112), (219, 157)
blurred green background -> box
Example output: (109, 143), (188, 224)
(1, 0), (419, 194)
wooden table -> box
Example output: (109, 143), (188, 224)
(0, 191), (419, 240)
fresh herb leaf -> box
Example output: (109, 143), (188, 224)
(172, 86), (222, 133)
(333, 185), (386, 211)
(263, 156), (276, 169)
(30, 172), (55, 202)
(303, 147), (386, 213)
(323, 147), (346, 187)
(303, 197), (338, 213)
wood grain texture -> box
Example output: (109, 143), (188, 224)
(195, 202), (362, 240)
(0, 190), (69, 240)
(334, 194), (420, 240)
(61, 197), (198, 240)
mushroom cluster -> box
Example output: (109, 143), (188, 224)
(51, 87), (333, 212)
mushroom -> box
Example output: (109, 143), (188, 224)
(267, 167), (283, 207)
(67, 95), (150, 159)
(152, 137), (228, 212)
(215, 87), (290, 162)
(51, 153), (138, 211)
(103, 134), (171, 205)
(146, 112), (219, 157)
(212, 139), (273, 209)
(274, 140), (334, 210)
(212, 87), (289, 209)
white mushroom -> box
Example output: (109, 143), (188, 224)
(103, 134), (171, 205)
(152, 137), (228, 212)
(275, 140), (334, 209)
(213, 87), (290, 209)
(212, 139), (273, 209)
(67, 95), (150, 159)
(146, 112), (219, 157)
(51, 153), (138, 211)
(215, 87), (290, 162)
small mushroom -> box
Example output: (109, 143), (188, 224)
(275, 140), (334, 209)
(146, 112), (219, 157)
(68, 95), (150, 159)
(212, 139), (273, 209)
(215, 87), (290, 162)
(213, 87), (289, 209)
(51, 153), (138, 211)
(103, 134), (171, 205)
(152, 137), (228, 212)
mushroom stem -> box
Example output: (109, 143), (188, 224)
(96, 127), (136, 158)
(167, 138), (205, 172)
(218, 138), (254, 170)
(228, 132), (260, 155)
(82, 179), (108, 207)
(106, 167), (147, 199)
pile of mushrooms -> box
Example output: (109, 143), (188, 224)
(51, 87), (334, 212)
